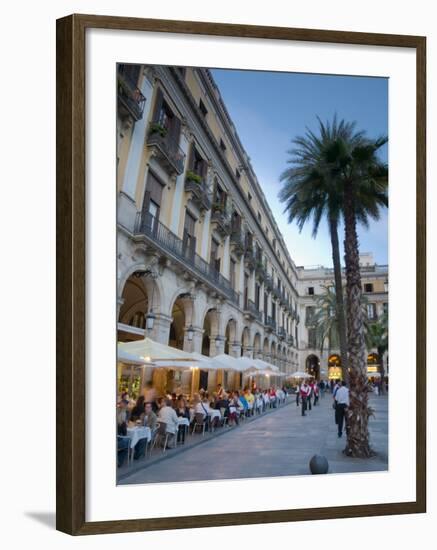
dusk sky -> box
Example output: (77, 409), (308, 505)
(211, 68), (388, 268)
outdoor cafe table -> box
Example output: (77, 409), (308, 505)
(208, 410), (221, 421)
(126, 426), (152, 449)
(177, 417), (190, 427)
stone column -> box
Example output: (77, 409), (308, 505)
(238, 256), (245, 296)
(169, 131), (190, 236)
(121, 73), (154, 199)
(222, 236), (231, 279)
(209, 335), (225, 392)
(228, 341), (242, 390)
(147, 312), (172, 345)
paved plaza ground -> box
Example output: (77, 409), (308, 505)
(119, 392), (388, 485)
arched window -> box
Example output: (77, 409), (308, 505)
(128, 311), (146, 329)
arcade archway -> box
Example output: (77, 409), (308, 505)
(305, 354), (320, 380)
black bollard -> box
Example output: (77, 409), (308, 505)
(309, 454), (329, 474)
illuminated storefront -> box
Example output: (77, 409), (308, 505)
(328, 354), (342, 380)
(367, 353), (380, 379)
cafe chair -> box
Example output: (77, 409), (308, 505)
(151, 422), (169, 453)
(192, 413), (207, 436)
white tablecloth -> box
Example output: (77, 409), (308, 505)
(208, 409), (221, 420)
(126, 426), (152, 449)
(177, 417), (190, 427)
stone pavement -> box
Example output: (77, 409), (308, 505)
(119, 392), (388, 485)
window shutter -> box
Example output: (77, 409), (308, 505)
(169, 115), (181, 147)
(141, 190), (151, 216)
(186, 142), (194, 171)
(201, 158), (208, 181)
(191, 236), (197, 257)
(151, 87), (164, 123)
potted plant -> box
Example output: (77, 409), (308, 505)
(149, 122), (168, 137)
(185, 170), (202, 184)
(212, 202), (224, 213)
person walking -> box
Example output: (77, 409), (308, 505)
(300, 380), (311, 417)
(313, 382), (320, 406)
(334, 381), (350, 438)
(319, 380), (325, 399)
(295, 383), (300, 407)
(307, 380), (313, 411)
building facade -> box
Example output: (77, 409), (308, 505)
(116, 64), (388, 395)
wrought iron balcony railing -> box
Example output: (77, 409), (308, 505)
(244, 249), (256, 271)
(230, 229), (245, 257)
(184, 177), (212, 212)
(211, 206), (232, 236)
(146, 126), (186, 175)
(135, 212), (238, 303)
(265, 316), (277, 332)
(117, 74), (146, 121)
(255, 261), (267, 282)
(264, 274), (273, 292)
(243, 299), (262, 322)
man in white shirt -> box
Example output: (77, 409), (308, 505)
(158, 399), (179, 448)
(334, 381), (350, 438)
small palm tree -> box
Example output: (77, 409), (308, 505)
(312, 285), (340, 354)
(313, 284), (369, 359)
(365, 312), (388, 394)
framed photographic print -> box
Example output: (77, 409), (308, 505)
(56, 14), (426, 535)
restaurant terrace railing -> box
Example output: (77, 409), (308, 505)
(146, 126), (186, 175)
(135, 212), (238, 304)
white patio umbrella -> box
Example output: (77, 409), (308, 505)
(290, 371), (311, 379)
(118, 338), (204, 369)
(189, 352), (223, 370)
(211, 353), (245, 371)
(253, 358), (279, 372)
(237, 356), (259, 371)
(117, 348), (149, 365)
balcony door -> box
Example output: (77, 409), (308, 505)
(182, 210), (196, 260)
(152, 88), (182, 149)
(244, 273), (249, 309)
(141, 172), (163, 232)
(210, 238), (221, 275)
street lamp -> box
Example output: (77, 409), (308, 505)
(187, 324), (194, 342)
(384, 279), (388, 292)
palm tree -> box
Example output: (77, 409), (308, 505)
(280, 116), (388, 458)
(279, 117), (362, 382)
(322, 134), (388, 457)
(365, 312), (388, 394)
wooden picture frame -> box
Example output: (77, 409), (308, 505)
(56, 13), (426, 535)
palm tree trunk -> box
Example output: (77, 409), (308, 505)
(328, 215), (349, 383)
(377, 345), (386, 395)
(343, 182), (374, 458)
